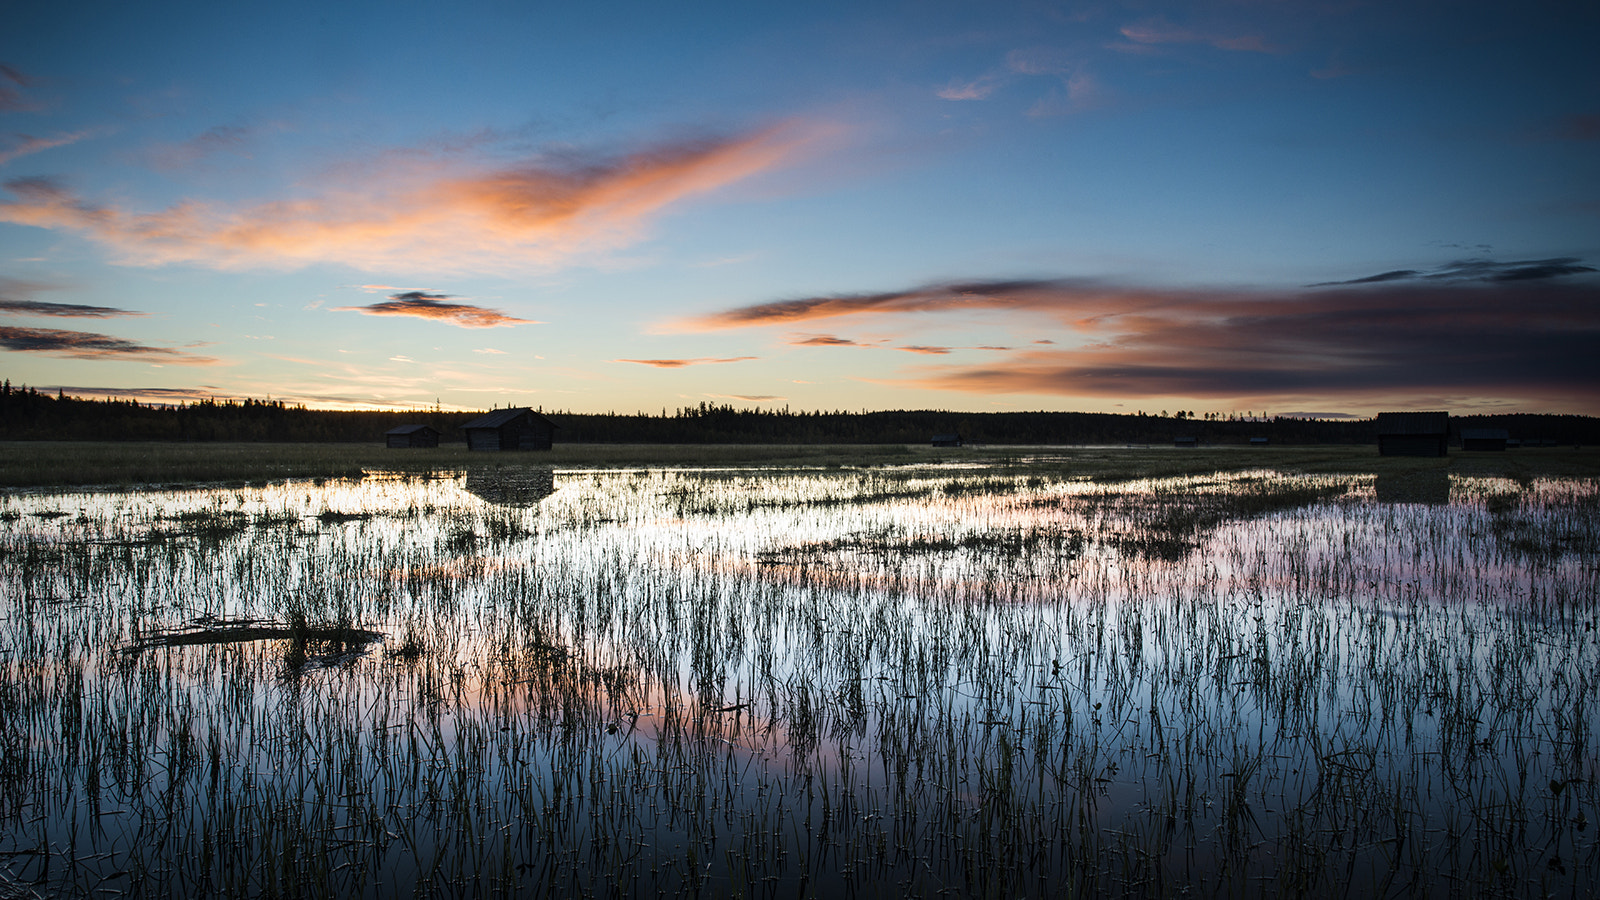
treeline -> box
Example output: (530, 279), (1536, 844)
(3, 383), (1597, 446)
(555, 404), (1600, 446)
(0, 384), (477, 443)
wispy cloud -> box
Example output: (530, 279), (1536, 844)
(1310, 50), (1358, 81)
(0, 325), (218, 364)
(0, 64), (41, 113)
(0, 121), (830, 274)
(689, 265), (1600, 404)
(335, 290), (537, 328)
(706, 393), (782, 402)
(1310, 257), (1598, 286)
(791, 334), (866, 347)
(685, 278), (1103, 329)
(0, 130), (94, 166)
(40, 385), (235, 405)
(938, 74), (1005, 101)
(0, 298), (142, 318)
(148, 124), (256, 170)
(614, 356), (758, 368)
(1116, 17), (1281, 54)
(937, 47), (1102, 115)
(0, 279), (143, 318)
(788, 333), (1010, 355)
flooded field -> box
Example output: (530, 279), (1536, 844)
(1, 463), (1596, 897)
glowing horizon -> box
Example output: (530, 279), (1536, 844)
(3, 2), (1597, 419)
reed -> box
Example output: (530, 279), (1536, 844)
(0, 463), (1595, 896)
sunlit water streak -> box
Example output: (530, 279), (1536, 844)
(0, 466), (1596, 897)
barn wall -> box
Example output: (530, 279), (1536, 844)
(1379, 435), (1447, 457)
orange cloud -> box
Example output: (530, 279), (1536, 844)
(0, 121), (828, 274)
(0, 325), (218, 364)
(615, 356), (758, 368)
(335, 291), (536, 328)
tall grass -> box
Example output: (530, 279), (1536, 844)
(0, 465), (1595, 896)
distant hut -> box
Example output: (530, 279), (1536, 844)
(1174, 435), (1198, 448)
(1461, 428), (1509, 452)
(459, 408), (557, 451)
(1249, 436), (1270, 447)
(931, 433), (963, 448)
(386, 424), (439, 449)
(1376, 411), (1449, 457)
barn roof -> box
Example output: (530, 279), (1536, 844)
(460, 408), (557, 430)
(1461, 428), (1509, 441)
(1375, 411), (1449, 435)
(385, 424), (438, 435)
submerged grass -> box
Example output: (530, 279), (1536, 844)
(0, 464), (1596, 897)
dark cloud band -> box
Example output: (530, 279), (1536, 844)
(0, 325), (217, 364)
(335, 291), (536, 328)
(689, 261), (1598, 403)
(0, 299), (142, 318)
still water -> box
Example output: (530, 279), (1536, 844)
(0, 465), (1595, 896)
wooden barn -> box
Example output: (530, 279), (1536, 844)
(931, 433), (963, 448)
(459, 408), (557, 451)
(1461, 427), (1509, 451)
(1174, 435), (1198, 448)
(1250, 436), (1270, 447)
(385, 424), (439, 448)
(1376, 411), (1449, 457)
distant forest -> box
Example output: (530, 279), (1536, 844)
(2, 381), (1597, 446)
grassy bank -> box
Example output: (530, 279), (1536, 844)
(2, 440), (1598, 489)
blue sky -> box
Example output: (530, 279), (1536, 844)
(3, 0), (1597, 417)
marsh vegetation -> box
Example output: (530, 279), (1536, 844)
(0, 460), (1595, 897)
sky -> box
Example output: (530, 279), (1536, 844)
(2, 0), (1597, 418)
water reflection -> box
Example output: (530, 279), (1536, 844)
(0, 465), (1594, 897)
(1374, 467), (1451, 504)
(462, 467), (556, 507)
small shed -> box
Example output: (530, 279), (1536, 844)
(459, 408), (557, 451)
(386, 424), (440, 448)
(1249, 436), (1270, 447)
(1461, 428), (1509, 452)
(931, 433), (963, 448)
(1376, 411), (1449, 457)
(1174, 435), (1198, 448)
